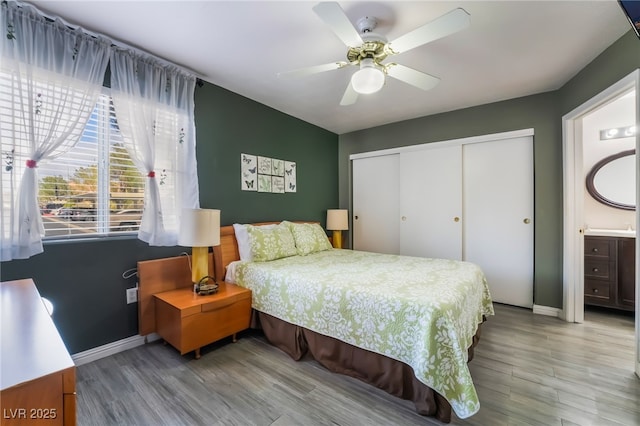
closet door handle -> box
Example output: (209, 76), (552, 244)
(454, 217), (460, 222)
(523, 218), (531, 224)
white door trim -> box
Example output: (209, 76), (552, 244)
(636, 83), (640, 377)
(561, 69), (639, 377)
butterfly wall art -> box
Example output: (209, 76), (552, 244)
(284, 161), (296, 193)
(241, 154), (257, 191)
(241, 153), (296, 193)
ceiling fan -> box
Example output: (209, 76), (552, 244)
(279, 2), (470, 105)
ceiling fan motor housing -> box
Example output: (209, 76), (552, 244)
(356, 16), (377, 33)
(347, 40), (387, 64)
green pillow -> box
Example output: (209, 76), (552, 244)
(246, 222), (297, 262)
(286, 221), (333, 256)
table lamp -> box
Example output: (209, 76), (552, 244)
(178, 208), (220, 294)
(326, 209), (348, 249)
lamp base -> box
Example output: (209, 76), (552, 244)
(191, 246), (209, 292)
(332, 230), (343, 249)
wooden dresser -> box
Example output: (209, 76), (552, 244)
(584, 236), (635, 311)
(1, 279), (76, 425)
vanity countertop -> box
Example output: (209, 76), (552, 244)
(584, 228), (636, 238)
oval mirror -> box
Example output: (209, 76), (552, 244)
(586, 149), (636, 210)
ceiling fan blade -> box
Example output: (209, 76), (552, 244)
(340, 82), (358, 106)
(278, 61), (349, 78)
(386, 63), (440, 91)
(313, 2), (363, 47)
(386, 8), (470, 55)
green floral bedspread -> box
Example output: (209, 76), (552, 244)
(234, 249), (494, 418)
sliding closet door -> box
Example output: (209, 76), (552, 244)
(399, 147), (462, 259)
(463, 136), (534, 308)
(352, 154), (400, 254)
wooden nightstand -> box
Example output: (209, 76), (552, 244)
(154, 282), (251, 359)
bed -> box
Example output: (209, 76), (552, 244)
(213, 221), (494, 423)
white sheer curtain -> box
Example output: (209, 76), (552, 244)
(109, 48), (199, 246)
(0, 2), (110, 260)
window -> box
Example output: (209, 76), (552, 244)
(2, 92), (145, 239)
(1, 3), (198, 260)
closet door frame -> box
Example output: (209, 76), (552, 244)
(349, 129), (534, 162)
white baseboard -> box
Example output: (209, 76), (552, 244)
(532, 304), (561, 317)
(72, 333), (160, 366)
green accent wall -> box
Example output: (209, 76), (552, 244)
(195, 83), (338, 224)
(339, 30), (640, 309)
(0, 80), (338, 354)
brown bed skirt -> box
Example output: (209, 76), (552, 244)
(252, 310), (482, 424)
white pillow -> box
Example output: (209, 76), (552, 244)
(233, 223), (276, 261)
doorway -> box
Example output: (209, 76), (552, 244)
(562, 69), (640, 377)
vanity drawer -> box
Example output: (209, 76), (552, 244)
(584, 280), (610, 300)
(584, 259), (611, 279)
(584, 238), (611, 258)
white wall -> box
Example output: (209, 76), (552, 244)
(582, 90), (636, 230)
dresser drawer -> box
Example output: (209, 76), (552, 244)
(584, 238), (611, 258)
(584, 259), (611, 279)
(584, 280), (610, 300)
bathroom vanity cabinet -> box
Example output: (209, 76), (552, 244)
(584, 235), (635, 311)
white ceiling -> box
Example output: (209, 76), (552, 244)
(26, 1), (631, 134)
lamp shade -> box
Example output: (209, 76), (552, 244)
(326, 209), (349, 231)
(178, 208), (220, 247)
(351, 58), (385, 94)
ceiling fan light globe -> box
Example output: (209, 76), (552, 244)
(351, 67), (385, 94)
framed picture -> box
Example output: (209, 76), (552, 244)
(272, 176), (285, 193)
(242, 154), (297, 194)
(241, 153), (257, 191)
(272, 159), (285, 177)
(257, 156), (273, 175)
(258, 175), (272, 192)
(284, 161), (296, 192)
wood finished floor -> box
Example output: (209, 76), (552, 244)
(76, 304), (640, 426)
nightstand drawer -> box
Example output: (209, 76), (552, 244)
(202, 291), (249, 312)
(182, 297), (251, 352)
(181, 305), (202, 317)
(584, 280), (610, 299)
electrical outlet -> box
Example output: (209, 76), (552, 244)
(126, 288), (138, 304)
